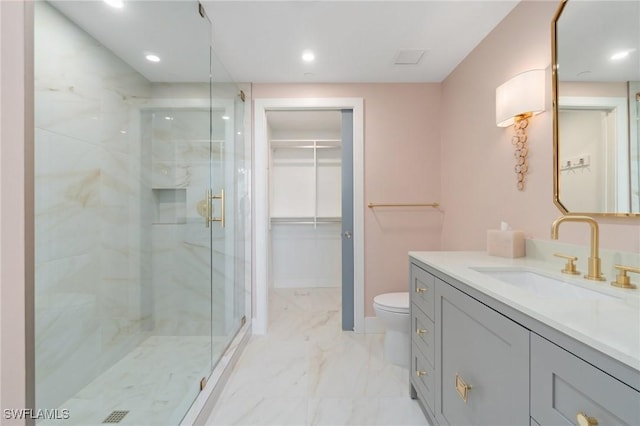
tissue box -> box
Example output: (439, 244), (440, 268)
(486, 230), (525, 258)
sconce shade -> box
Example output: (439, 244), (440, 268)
(496, 69), (546, 127)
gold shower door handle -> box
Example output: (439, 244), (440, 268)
(211, 189), (225, 228)
(206, 189), (211, 227)
(197, 189), (212, 228)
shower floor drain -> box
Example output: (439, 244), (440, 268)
(102, 410), (129, 423)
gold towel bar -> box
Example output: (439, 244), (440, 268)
(367, 202), (439, 208)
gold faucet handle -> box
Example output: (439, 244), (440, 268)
(553, 253), (580, 275)
(611, 264), (640, 289)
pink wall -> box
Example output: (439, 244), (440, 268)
(440, 1), (640, 252)
(253, 4), (640, 320)
(252, 84), (442, 316)
(0, 1), (33, 422)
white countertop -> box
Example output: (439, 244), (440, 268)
(409, 251), (640, 373)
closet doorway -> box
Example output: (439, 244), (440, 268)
(268, 110), (343, 288)
(254, 98), (364, 334)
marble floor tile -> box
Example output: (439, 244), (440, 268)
(38, 336), (227, 426)
(307, 397), (428, 426)
(206, 288), (430, 426)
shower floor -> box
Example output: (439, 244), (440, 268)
(39, 335), (229, 426)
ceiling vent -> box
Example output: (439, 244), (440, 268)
(394, 49), (426, 65)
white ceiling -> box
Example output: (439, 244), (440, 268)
(49, 0), (214, 82)
(203, 1), (520, 83)
(49, 0), (520, 84)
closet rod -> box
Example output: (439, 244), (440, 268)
(270, 221), (342, 225)
(271, 145), (340, 149)
(367, 202), (440, 208)
(270, 139), (341, 142)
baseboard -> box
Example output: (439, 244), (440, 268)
(364, 315), (385, 333)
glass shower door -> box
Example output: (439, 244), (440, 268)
(210, 106), (230, 360)
(33, 1), (217, 424)
(209, 52), (247, 367)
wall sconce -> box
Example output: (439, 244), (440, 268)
(496, 69), (546, 190)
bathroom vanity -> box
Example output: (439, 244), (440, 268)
(409, 251), (640, 426)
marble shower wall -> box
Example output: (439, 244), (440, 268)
(34, 2), (152, 410)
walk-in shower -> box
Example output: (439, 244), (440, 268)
(34, 1), (249, 424)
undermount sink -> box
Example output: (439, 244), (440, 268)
(471, 267), (619, 300)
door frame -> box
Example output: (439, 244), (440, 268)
(253, 98), (364, 334)
(558, 96), (629, 212)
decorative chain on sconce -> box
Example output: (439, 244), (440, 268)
(512, 116), (530, 191)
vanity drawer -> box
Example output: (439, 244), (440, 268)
(410, 264), (435, 320)
(411, 340), (435, 414)
(436, 282), (529, 426)
(531, 333), (640, 426)
(411, 303), (435, 366)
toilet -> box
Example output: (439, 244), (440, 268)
(373, 292), (410, 367)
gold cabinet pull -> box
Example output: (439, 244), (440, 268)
(611, 264), (640, 289)
(416, 328), (428, 336)
(576, 412), (598, 426)
(455, 374), (472, 403)
(211, 189), (225, 228)
(416, 370), (427, 377)
(415, 287), (427, 294)
(554, 252), (580, 275)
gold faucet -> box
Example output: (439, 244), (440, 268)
(551, 215), (605, 282)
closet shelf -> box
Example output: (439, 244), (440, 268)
(270, 216), (342, 225)
(270, 139), (341, 150)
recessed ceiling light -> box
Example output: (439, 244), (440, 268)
(302, 50), (315, 63)
(222, 115), (230, 120)
(146, 54), (161, 63)
(610, 49), (634, 61)
(104, 0), (124, 9)
(164, 116), (173, 121)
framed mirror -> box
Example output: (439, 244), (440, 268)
(552, 0), (640, 216)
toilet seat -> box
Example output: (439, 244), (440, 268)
(373, 292), (409, 314)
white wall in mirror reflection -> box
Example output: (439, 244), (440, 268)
(557, 80), (639, 214)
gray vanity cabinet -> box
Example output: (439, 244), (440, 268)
(531, 333), (640, 425)
(435, 277), (530, 426)
(410, 257), (640, 426)
(409, 263), (437, 414)
(410, 262), (529, 426)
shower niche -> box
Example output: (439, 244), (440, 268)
(144, 108), (213, 226)
(152, 188), (187, 225)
